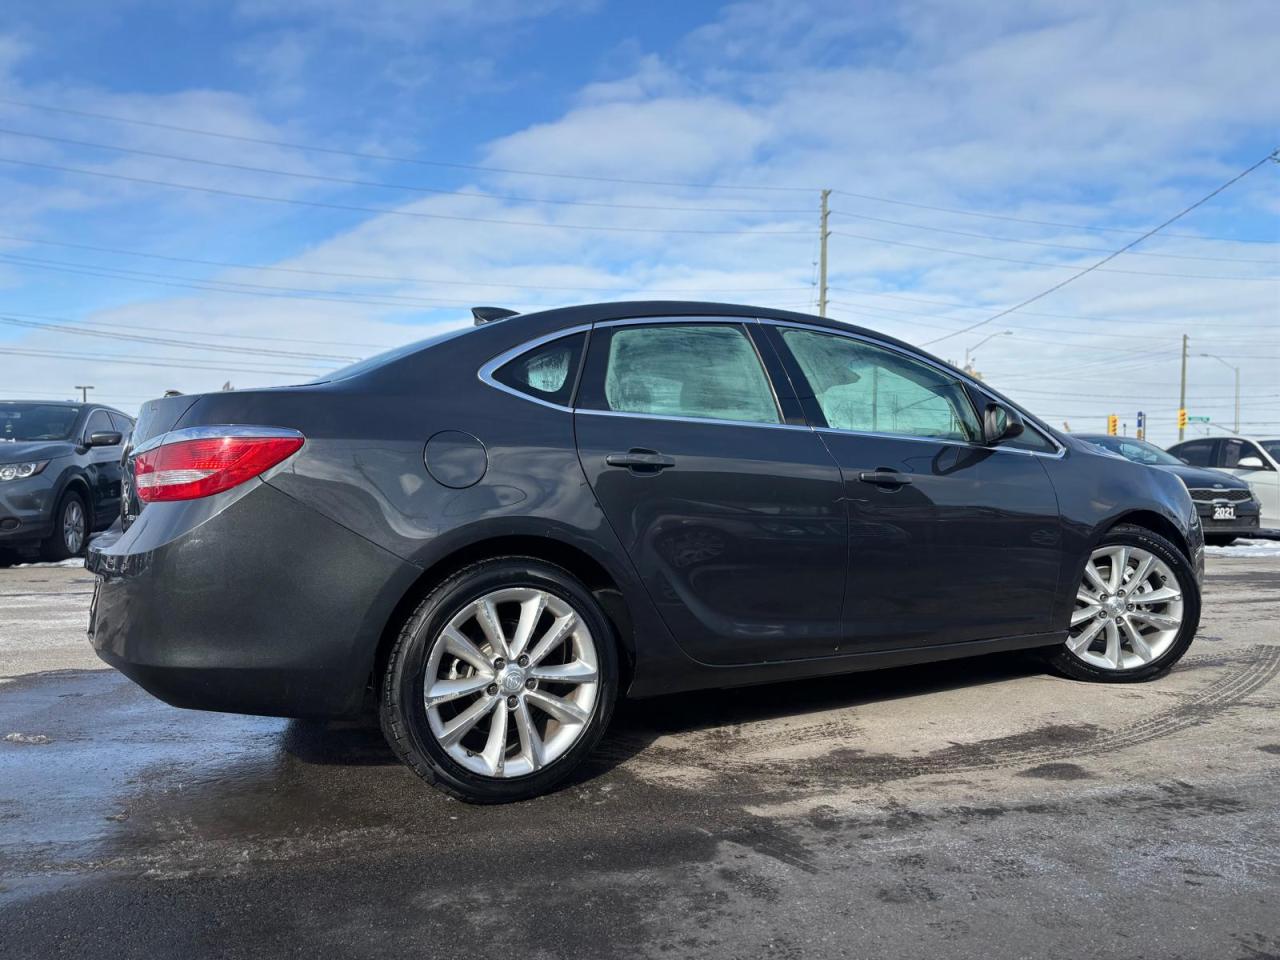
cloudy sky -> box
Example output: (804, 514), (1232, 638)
(1, 0), (1277, 444)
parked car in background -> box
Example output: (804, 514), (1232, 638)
(1079, 434), (1261, 546)
(1167, 436), (1280, 531)
(88, 302), (1204, 803)
(0, 400), (133, 561)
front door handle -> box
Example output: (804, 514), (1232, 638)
(858, 469), (912, 487)
(605, 449), (676, 473)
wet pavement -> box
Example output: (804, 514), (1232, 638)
(1, 554), (1279, 959)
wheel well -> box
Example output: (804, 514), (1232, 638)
(370, 535), (635, 695)
(1109, 510), (1190, 560)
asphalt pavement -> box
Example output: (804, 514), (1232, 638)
(1, 547), (1278, 959)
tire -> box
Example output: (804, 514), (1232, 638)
(40, 491), (89, 562)
(1204, 534), (1237, 547)
(1045, 523), (1200, 683)
(380, 557), (618, 803)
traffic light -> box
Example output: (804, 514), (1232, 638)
(1136, 411), (1146, 441)
(1178, 408), (1188, 430)
(1107, 414), (1118, 436)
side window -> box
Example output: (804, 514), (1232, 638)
(1220, 439), (1272, 470)
(779, 328), (980, 441)
(108, 412), (134, 441)
(84, 410), (114, 443)
(1172, 440), (1215, 466)
(579, 323), (780, 425)
(492, 333), (585, 407)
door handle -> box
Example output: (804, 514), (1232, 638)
(605, 449), (676, 472)
(858, 469), (912, 487)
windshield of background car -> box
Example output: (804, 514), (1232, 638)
(1089, 436), (1183, 466)
(1260, 441), (1280, 461)
(0, 403), (81, 442)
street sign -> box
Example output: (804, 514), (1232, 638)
(1188, 415), (1211, 423)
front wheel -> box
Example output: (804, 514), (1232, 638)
(1046, 524), (1200, 683)
(40, 492), (88, 562)
(380, 558), (618, 803)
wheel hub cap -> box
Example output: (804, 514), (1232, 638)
(498, 665), (527, 695)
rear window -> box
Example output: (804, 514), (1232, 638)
(317, 325), (473, 383)
(492, 333), (585, 407)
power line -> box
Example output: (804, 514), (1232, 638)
(3, 96), (1274, 245)
(0, 126), (818, 215)
(829, 209), (1278, 264)
(830, 229), (1278, 282)
(831, 190), (1276, 245)
(0, 315), (358, 362)
(0, 233), (813, 295)
(919, 148), (1280, 347)
(0, 96), (816, 193)
(0, 156), (815, 236)
(0, 346), (320, 377)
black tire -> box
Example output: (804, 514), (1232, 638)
(40, 491), (88, 562)
(1045, 524), (1200, 684)
(380, 557), (618, 803)
(1204, 534), (1237, 547)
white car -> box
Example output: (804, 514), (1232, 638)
(1167, 436), (1280, 529)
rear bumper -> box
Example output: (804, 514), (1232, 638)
(87, 482), (420, 719)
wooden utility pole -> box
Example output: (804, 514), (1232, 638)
(1178, 334), (1188, 442)
(818, 189), (831, 318)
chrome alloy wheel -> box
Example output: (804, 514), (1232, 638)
(63, 499), (86, 554)
(423, 587), (600, 778)
(1067, 545), (1184, 671)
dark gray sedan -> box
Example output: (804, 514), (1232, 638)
(87, 302), (1204, 802)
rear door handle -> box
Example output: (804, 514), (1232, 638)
(605, 449), (676, 472)
(858, 469), (912, 487)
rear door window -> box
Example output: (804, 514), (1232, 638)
(1172, 439), (1215, 466)
(578, 323), (781, 425)
(1220, 438), (1273, 470)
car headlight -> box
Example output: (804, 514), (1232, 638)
(0, 460), (48, 481)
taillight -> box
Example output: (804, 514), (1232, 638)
(134, 427), (304, 502)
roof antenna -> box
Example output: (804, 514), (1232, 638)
(472, 306), (519, 326)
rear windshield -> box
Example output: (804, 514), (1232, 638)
(316, 325), (473, 383)
(0, 403), (81, 441)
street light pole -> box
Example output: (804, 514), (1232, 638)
(963, 330), (1013, 375)
(1200, 353), (1240, 433)
(74, 385), (94, 403)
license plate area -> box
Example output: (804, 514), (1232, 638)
(1212, 504), (1235, 521)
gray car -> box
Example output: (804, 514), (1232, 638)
(0, 400), (133, 561)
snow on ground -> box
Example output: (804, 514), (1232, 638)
(1204, 538), (1280, 558)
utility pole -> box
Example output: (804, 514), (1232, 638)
(817, 189), (831, 318)
(74, 385), (94, 403)
(1177, 334), (1188, 442)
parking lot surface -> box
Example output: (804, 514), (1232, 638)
(2, 549), (1278, 959)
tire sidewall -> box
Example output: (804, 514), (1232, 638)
(1053, 525), (1201, 682)
(385, 559), (618, 803)
(44, 492), (88, 561)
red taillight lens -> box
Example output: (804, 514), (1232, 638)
(134, 434), (304, 502)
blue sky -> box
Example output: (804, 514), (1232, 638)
(0, 0), (1277, 442)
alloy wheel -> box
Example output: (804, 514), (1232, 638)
(63, 500), (86, 555)
(423, 587), (600, 778)
(1066, 545), (1184, 671)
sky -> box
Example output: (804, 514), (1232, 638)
(0, 0), (1277, 445)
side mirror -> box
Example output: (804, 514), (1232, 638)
(982, 402), (1025, 445)
(88, 431), (122, 448)
(1237, 455), (1265, 469)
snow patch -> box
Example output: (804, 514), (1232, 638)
(1204, 538), (1280, 558)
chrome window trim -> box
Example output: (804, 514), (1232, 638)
(761, 318), (1067, 460)
(476, 324), (593, 414)
(575, 407), (812, 432)
(131, 424), (305, 457)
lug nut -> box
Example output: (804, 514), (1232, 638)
(1127, 603), (1135, 611)
(494, 657), (506, 669)
(518, 654), (530, 667)
(1115, 617), (1123, 623)
(486, 684), (498, 696)
(506, 695), (519, 709)
(526, 678), (537, 690)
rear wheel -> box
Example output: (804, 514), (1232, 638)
(380, 557), (618, 803)
(40, 492), (88, 562)
(1046, 524), (1200, 683)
